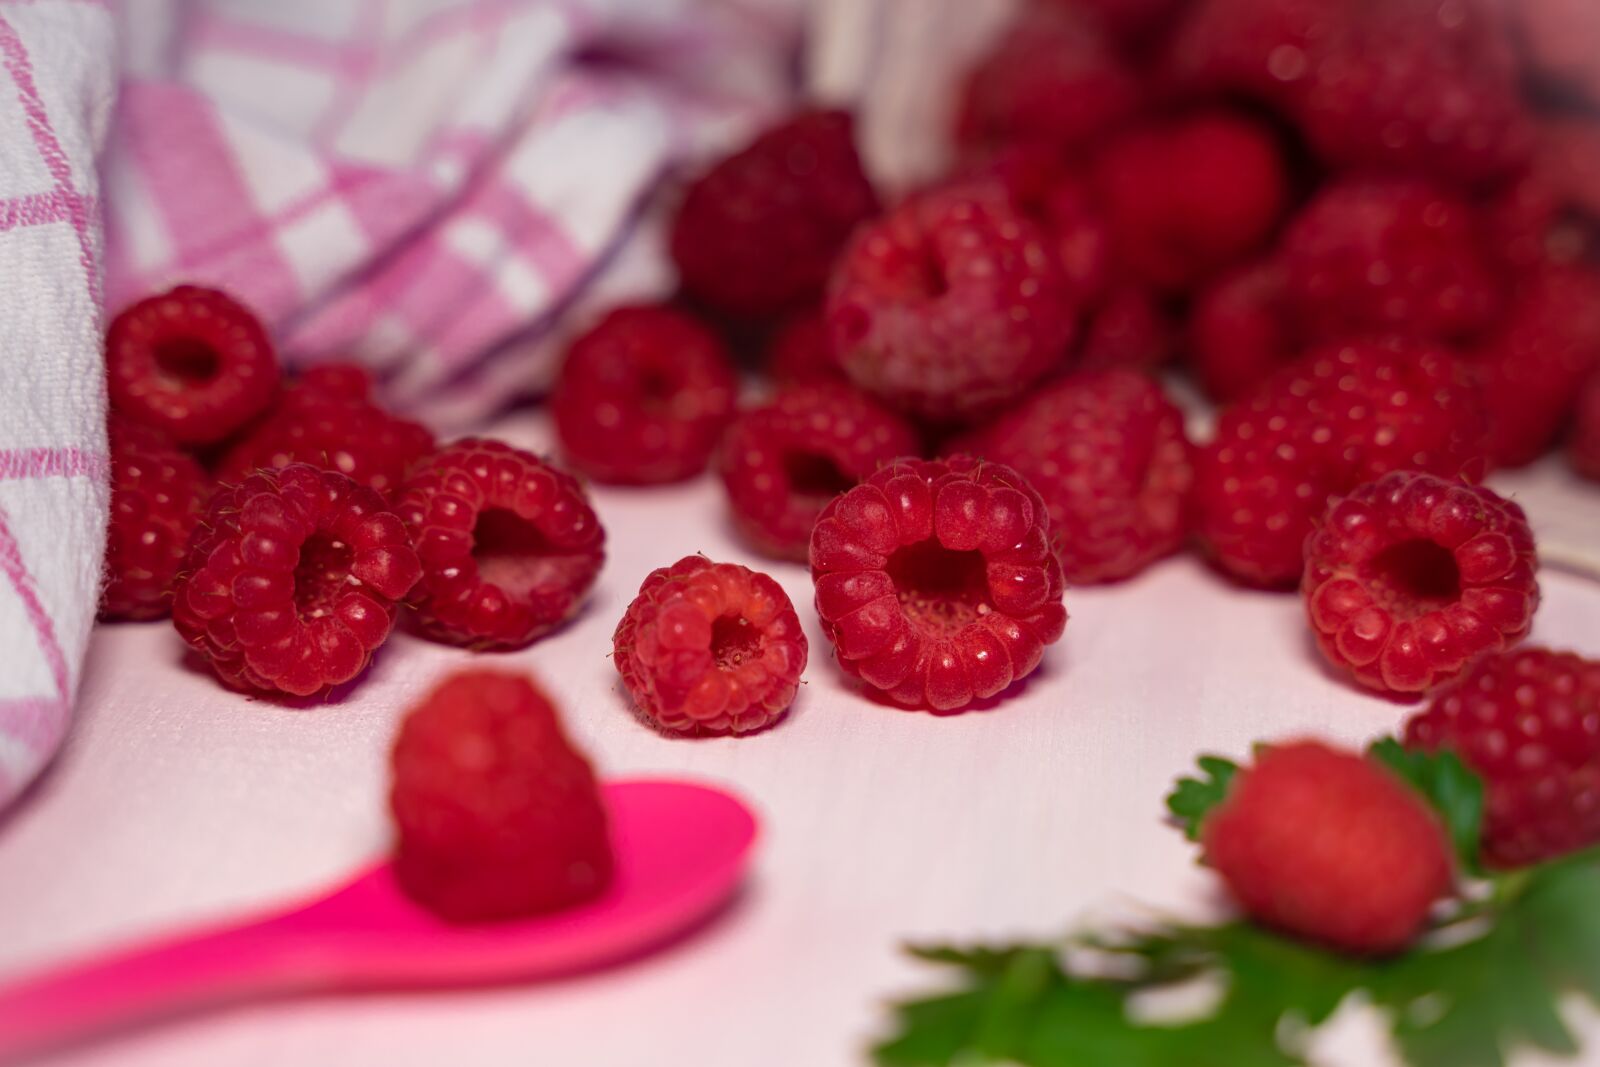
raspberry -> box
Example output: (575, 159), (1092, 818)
(613, 556), (807, 735)
(390, 670), (613, 922)
(1405, 649), (1600, 868)
(396, 439), (605, 650)
(765, 309), (845, 386)
(957, 370), (1193, 584)
(1076, 286), (1174, 373)
(1470, 264), (1600, 468)
(1293, 1), (1532, 183)
(1194, 340), (1489, 588)
(1282, 177), (1502, 347)
(214, 363), (434, 501)
(101, 417), (210, 621)
(1303, 471), (1539, 697)
(1201, 740), (1454, 955)
(1187, 259), (1297, 402)
(1571, 370), (1600, 482)
(1089, 111), (1289, 292)
(826, 181), (1077, 423)
(810, 456), (1067, 712)
(955, 7), (1141, 155)
(106, 285), (280, 446)
(1171, 0), (1531, 182)
(552, 305), (738, 485)
(171, 464), (421, 697)
(669, 109), (879, 319)
(718, 384), (918, 561)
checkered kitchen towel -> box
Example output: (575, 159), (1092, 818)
(0, 0), (1017, 811)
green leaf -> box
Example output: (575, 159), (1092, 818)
(1370, 849), (1600, 1067)
(1166, 756), (1239, 841)
(1368, 738), (1486, 874)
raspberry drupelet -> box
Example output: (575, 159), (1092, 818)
(172, 464), (421, 697)
(810, 456), (1067, 713)
(826, 181), (1077, 424)
(396, 439), (604, 650)
(1193, 340), (1489, 588)
(551, 305), (738, 485)
(718, 384), (919, 561)
(102, 417), (211, 621)
(106, 286), (280, 446)
(955, 370), (1193, 585)
(1303, 471), (1539, 697)
(214, 363), (434, 501)
(1201, 740), (1455, 955)
(390, 670), (613, 923)
(669, 109), (879, 319)
(613, 556), (808, 735)
(1405, 648), (1600, 868)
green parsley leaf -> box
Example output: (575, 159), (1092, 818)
(1166, 756), (1239, 840)
(1368, 738), (1486, 874)
(1370, 848), (1600, 1067)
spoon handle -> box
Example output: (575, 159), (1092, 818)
(0, 916), (302, 1063)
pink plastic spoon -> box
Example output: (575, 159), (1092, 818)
(0, 779), (757, 1063)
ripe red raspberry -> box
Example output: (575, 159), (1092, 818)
(1171, 0), (1531, 183)
(613, 556), (808, 735)
(214, 364), (434, 501)
(1293, 1), (1532, 183)
(101, 417), (210, 621)
(1194, 340), (1489, 588)
(390, 669), (613, 922)
(1405, 649), (1600, 868)
(1570, 370), (1600, 482)
(1303, 471), (1539, 697)
(810, 456), (1067, 712)
(1470, 264), (1600, 468)
(1076, 286), (1174, 373)
(1282, 177), (1502, 347)
(172, 464), (421, 697)
(1187, 259), (1297, 402)
(1089, 111), (1289, 292)
(552, 305), (738, 485)
(106, 285), (280, 446)
(396, 439), (604, 650)
(955, 7), (1140, 155)
(669, 109), (879, 319)
(1202, 740), (1454, 955)
(718, 384), (918, 561)
(765, 309), (845, 386)
(826, 181), (1077, 423)
(957, 370), (1193, 584)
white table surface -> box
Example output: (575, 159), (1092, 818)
(2, 410), (1599, 1067)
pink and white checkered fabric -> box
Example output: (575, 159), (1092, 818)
(0, 0), (803, 813)
(0, 0), (115, 811)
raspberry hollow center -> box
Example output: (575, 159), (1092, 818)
(154, 338), (222, 387)
(885, 540), (992, 633)
(472, 507), (586, 597)
(1366, 538), (1462, 617)
(295, 532), (353, 620)
(711, 614), (762, 669)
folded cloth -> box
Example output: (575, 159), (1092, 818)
(0, 0), (1015, 813)
(0, 1), (115, 811)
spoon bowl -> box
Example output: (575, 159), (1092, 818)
(0, 779), (757, 1062)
